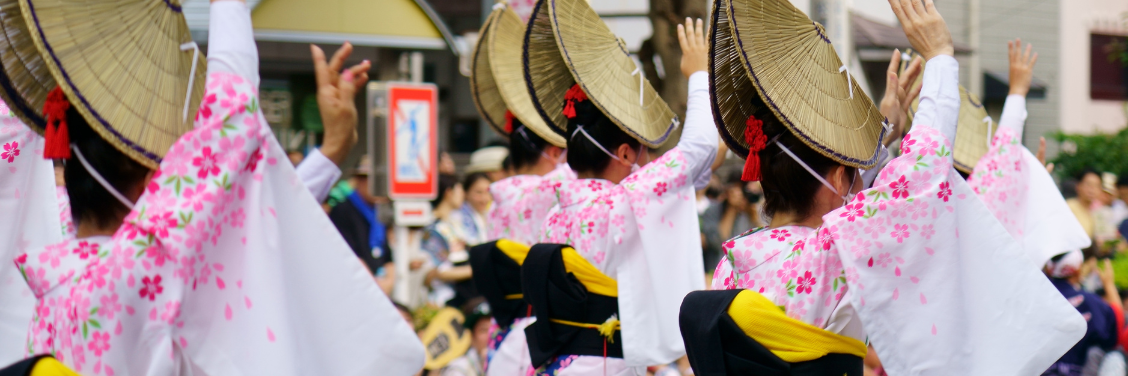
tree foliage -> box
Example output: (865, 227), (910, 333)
(1050, 128), (1128, 180)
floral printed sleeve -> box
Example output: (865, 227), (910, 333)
(823, 126), (1084, 375)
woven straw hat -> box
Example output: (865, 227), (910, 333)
(902, 51), (992, 173)
(471, 2), (566, 147)
(710, 0), (887, 168)
(524, 0), (678, 148)
(20, 0), (207, 169)
(0, 0), (55, 133)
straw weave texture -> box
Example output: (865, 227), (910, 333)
(20, 0), (206, 169)
(0, 0), (54, 133)
(489, 4), (566, 147)
(471, 8), (509, 137)
(523, 0), (574, 136)
(708, 0), (759, 159)
(548, 0), (677, 148)
(717, 0), (885, 168)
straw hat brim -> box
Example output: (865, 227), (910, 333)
(470, 8), (510, 138)
(0, 0), (55, 133)
(523, 0), (576, 138)
(903, 53), (992, 174)
(548, 0), (678, 148)
(489, 4), (566, 147)
(713, 0), (886, 168)
(20, 0), (206, 169)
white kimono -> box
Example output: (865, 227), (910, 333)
(538, 71), (717, 373)
(15, 2), (423, 375)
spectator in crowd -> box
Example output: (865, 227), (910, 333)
(466, 146), (509, 182)
(328, 156), (396, 295)
(440, 299), (492, 376)
(1043, 250), (1123, 376)
(440, 151), (457, 175)
(701, 170), (765, 272)
(423, 174), (477, 307)
(451, 172), (492, 247)
(1069, 169), (1104, 241)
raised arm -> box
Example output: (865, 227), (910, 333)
(207, 0), (258, 85)
(890, 0), (959, 144)
(675, 18), (719, 184)
(998, 38), (1037, 140)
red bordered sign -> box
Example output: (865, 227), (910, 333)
(386, 83), (438, 200)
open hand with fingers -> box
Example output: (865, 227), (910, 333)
(1007, 39), (1038, 97)
(677, 17), (708, 79)
(880, 49), (923, 145)
(311, 42), (371, 166)
(889, 0), (954, 61)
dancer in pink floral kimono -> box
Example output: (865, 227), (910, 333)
(529, 13), (718, 374)
(701, 0), (1085, 375)
(11, 1), (423, 374)
(964, 39), (1090, 267)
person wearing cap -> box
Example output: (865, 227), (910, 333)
(465, 4), (578, 375)
(962, 39), (1091, 269)
(467, 146), (511, 183)
(690, 0), (1083, 374)
(1043, 250), (1122, 376)
(328, 155), (397, 294)
(524, 0), (720, 368)
(9, 0), (424, 374)
(440, 298), (494, 376)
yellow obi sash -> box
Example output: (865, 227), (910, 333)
(727, 290), (866, 363)
(559, 246), (617, 297)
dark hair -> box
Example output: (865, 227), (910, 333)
(64, 106), (152, 230)
(508, 118), (551, 171)
(1076, 168), (1101, 182)
(462, 172), (491, 192)
(1118, 174), (1128, 188)
(754, 97), (854, 219)
(433, 173), (459, 208)
(565, 97), (639, 174)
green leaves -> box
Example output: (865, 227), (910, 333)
(1050, 128), (1128, 181)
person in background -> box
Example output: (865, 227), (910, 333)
(701, 170), (765, 271)
(424, 174), (477, 307)
(441, 299), (492, 376)
(440, 151), (457, 176)
(328, 156), (396, 295)
(287, 149), (305, 166)
(1043, 250), (1122, 376)
(1095, 173), (1124, 254)
(467, 146), (509, 183)
(451, 172), (492, 246)
(1070, 169), (1104, 242)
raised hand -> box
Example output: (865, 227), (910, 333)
(889, 0), (954, 61)
(1035, 137), (1055, 173)
(677, 17), (708, 79)
(1007, 39), (1038, 97)
(880, 49), (923, 145)
(311, 42), (371, 166)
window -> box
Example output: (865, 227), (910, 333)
(1091, 33), (1128, 100)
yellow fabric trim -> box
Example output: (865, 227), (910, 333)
(30, 357), (80, 376)
(727, 290), (866, 363)
(550, 315), (621, 343)
(505, 294), (523, 300)
(560, 247), (618, 297)
(496, 239), (531, 265)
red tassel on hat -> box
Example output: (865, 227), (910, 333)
(42, 87), (71, 159)
(562, 84), (588, 119)
(504, 110), (515, 133)
(741, 114), (768, 182)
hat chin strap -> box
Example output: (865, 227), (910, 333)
(772, 139), (856, 205)
(180, 41), (200, 123)
(571, 125), (643, 170)
(70, 144), (136, 210)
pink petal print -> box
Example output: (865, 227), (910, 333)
(94, 360), (101, 374)
(179, 336), (188, 348)
(127, 274), (135, 288)
(894, 267), (901, 276)
(860, 297), (865, 307)
(931, 324), (937, 335)
(7, 166), (15, 174)
(212, 263), (224, 271)
(957, 194), (967, 200)
(126, 306), (135, 315)
(106, 365), (114, 376)
(216, 277), (226, 290)
(924, 247), (935, 255)
(267, 327), (276, 342)
(946, 206), (954, 213)
(149, 307), (158, 320)
(245, 296), (253, 309)
(225, 304), (233, 320)
(237, 280), (243, 289)
(115, 320), (123, 335)
(267, 157), (278, 165)
(910, 276), (920, 284)
(920, 293), (927, 305)
(892, 288), (900, 300)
